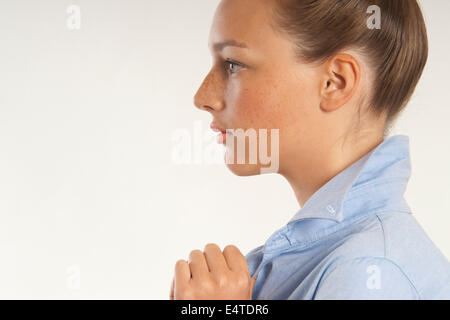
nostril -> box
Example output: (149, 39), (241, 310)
(201, 105), (214, 112)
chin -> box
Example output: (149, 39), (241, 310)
(225, 162), (262, 177)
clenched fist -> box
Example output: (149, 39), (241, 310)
(170, 243), (257, 300)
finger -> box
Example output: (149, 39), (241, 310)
(223, 244), (248, 272)
(174, 259), (190, 293)
(188, 249), (209, 280)
(169, 277), (174, 300)
(204, 243), (229, 273)
(249, 275), (258, 300)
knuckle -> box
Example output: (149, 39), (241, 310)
(198, 277), (214, 291)
(214, 273), (229, 288)
(235, 270), (250, 287)
(177, 286), (194, 300)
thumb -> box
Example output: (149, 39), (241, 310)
(249, 275), (258, 300)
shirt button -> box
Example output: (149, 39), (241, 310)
(326, 205), (336, 215)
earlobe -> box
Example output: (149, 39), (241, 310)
(319, 53), (360, 113)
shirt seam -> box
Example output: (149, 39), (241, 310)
(375, 214), (387, 258)
(374, 213), (422, 299)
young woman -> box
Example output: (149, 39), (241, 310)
(171, 0), (450, 299)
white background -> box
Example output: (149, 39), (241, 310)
(0, 0), (448, 299)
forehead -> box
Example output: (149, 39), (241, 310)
(208, 0), (277, 52)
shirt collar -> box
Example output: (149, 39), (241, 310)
(287, 135), (412, 225)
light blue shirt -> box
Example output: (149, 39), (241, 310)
(245, 135), (450, 299)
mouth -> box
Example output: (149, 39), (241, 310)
(210, 122), (230, 144)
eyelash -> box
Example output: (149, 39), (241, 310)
(224, 59), (244, 75)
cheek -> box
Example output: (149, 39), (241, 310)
(228, 80), (288, 130)
(225, 68), (318, 147)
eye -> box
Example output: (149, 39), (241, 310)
(224, 59), (244, 75)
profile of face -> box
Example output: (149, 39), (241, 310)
(194, 0), (377, 179)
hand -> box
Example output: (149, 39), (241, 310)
(170, 243), (257, 300)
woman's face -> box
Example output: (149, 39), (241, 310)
(194, 0), (326, 176)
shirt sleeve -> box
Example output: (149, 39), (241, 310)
(313, 257), (419, 300)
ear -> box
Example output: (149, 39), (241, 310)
(319, 53), (360, 112)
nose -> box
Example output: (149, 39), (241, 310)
(193, 71), (224, 113)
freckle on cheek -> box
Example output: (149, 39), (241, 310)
(235, 84), (283, 128)
(237, 96), (266, 127)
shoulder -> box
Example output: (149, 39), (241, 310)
(320, 212), (450, 299)
(375, 212), (450, 298)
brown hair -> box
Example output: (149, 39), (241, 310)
(270, 0), (428, 125)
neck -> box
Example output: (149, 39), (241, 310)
(280, 132), (385, 207)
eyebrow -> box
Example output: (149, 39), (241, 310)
(212, 40), (249, 52)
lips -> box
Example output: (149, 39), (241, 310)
(210, 122), (226, 134)
(210, 122), (230, 144)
